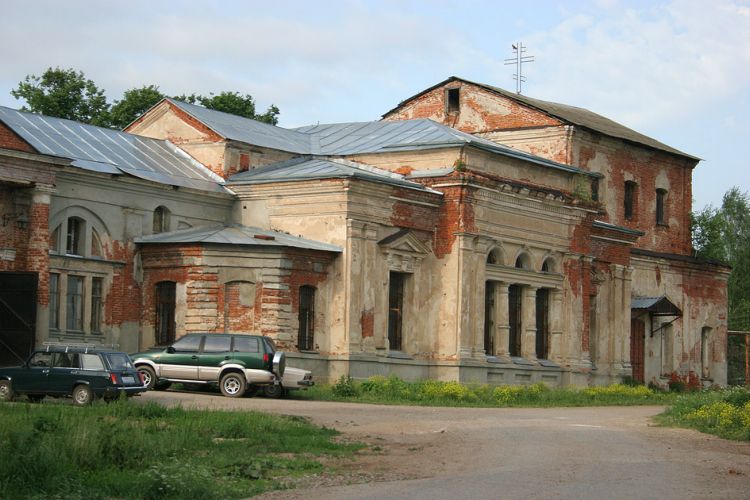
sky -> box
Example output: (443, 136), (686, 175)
(1, 0), (747, 210)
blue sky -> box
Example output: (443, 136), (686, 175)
(1, 0), (747, 210)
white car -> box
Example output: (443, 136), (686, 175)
(262, 366), (314, 398)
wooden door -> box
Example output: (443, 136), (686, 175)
(630, 318), (645, 383)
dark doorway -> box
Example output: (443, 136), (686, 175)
(484, 281), (495, 355)
(630, 317), (646, 383)
(0, 272), (37, 366)
(298, 286), (315, 351)
(536, 289), (550, 359)
(508, 285), (522, 357)
(388, 272), (406, 351)
(155, 281), (176, 346)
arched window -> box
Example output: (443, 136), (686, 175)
(298, 286), (316, 351)
(487, 248), (502, 265)
(515, 253), (531, 270)
(153, 206), (171, 234)
(541, 257), (556, 273)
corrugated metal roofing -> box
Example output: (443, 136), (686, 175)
(0, 106), (227, 193)
(383, 76), (698, 161)
(631, 296), (682, 316)
(167, 99), (311, 154)
(135, 224), (341, 252)
(592, 220), (645, 237)
(228, 156), (440, 192)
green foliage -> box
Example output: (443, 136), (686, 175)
(0, 400), (359, 499)
(173, 91), (280, 125)
(304, 375), (672, 407)
(11, 67), (110, 126)
(109, 85), (166, 129)
(692, 187), (750, 331)
(331, 375), (359, 397)
(10, 67), (281, 130)
(657, 387), (750, 441)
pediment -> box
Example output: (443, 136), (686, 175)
(378, 229), (431, 255)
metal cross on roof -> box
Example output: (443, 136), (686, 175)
(504, 42), (535, 94)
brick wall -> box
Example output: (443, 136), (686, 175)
(0, 123), (35, 153)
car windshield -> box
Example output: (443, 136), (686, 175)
(106, 353), (134, 371)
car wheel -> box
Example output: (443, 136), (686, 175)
(0, 380), (15, 402)
(263, 383), (286, 399)
(137, 366), (157, 390)
(27, 394), (45, 403)
(72, 385), (94, 406)
(219, 372), (246, 398)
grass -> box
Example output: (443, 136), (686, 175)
(296, 374), (676, 407)
(654, 386), (750, 441)
(0, 399), (362, 499)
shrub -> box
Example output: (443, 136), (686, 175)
(331, 375), (358, 398)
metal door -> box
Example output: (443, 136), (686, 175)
(630, 318), (646, 383)
(0, 272), (37, 366)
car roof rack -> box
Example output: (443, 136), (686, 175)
(42, 342), (120, 353)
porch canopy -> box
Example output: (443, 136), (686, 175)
(631, 296), (682, 317)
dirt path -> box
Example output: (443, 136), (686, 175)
(140, 391), (750, 499)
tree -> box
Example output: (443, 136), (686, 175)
(109, 85), (166, 129)
(174, 91), (280, 125)
(693, 187), (750, 330)
(11, 67), (110, 127)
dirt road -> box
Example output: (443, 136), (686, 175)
(141, 391), (750, 499)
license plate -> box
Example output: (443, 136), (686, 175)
(122, 376), (136, 384)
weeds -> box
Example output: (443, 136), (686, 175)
(0, 400), (361, 499)
(656, 386), (750, 441)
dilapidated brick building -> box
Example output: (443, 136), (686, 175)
(0, 76), (729, 387)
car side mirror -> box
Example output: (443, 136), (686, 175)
(166, 346), (176, 354)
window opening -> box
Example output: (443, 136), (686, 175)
(508, 285), (522, 356)
(66, 217), (83, 255)
(446, 88), (460, 113)
(49, 273), (60, 330)
(484, 281), (495, 355)
(91, 228), (102, 257)
(388, 272), (407, 351)
(656, 189), (667, 225)
(153, 206), (171, 234)
(298, 286), (316, 351)
(535, 288), (550, 359)
(624, 181), (636, 220)
(90, 277), (103, 333)
(66, 275), (84, 331)
(50, 225), (60, 253)
(155, 281), (176, 346)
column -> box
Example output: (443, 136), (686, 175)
(522, 285), (539, 360)
(495, 282), (510, 357)
(549, 289), (565, 363)
(30, 184), (54, 344)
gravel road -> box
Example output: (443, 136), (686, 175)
(140, 391), (750, 500)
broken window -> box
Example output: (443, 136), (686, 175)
(388, 272), (407, 351)
(535, 288), (550, 359)
(624, 181), (636, 220)
(153, 206), (171, 234)
(155, 281), (176, 346)
(298, 286), (316, 351)
(446, 88), (460, 114)
(656, 189), (667, 225)
(508, 285), (522, 356)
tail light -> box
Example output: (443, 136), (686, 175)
(109, 373), (119, 385)
(263, 353), (269, 363)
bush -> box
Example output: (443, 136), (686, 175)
(658, 387), (750, 441)
(331, 375), (358, 398)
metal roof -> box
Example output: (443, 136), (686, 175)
(135, 224), (342, 252)
(296, 119), (597, 177)
(228, 156), (440, 193)
(0, 106), (227, 193)
(167, 99), (311, 154)
(631, 296), (682, 316)
(383, 76), (699, 161)
(592, 220), (645, 237)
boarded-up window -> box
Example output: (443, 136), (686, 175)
(153, 206), (171, 234)
(223, 281), (255, 333)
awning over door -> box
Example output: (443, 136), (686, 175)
(631, 296), (682, 317)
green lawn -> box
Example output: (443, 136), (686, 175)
(0, 399), (362, 499)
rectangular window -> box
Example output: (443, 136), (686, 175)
(66, 275), (84, 331)
(446, 88), (460, 113)
(656, 189), (667, 225)
(388, 272), (407, 351)
(66, 218), (83, 255)
(298, 286), (316, 351)
(624, 181), (636, 220)
(508, 285), (522, 357)
(49, 273), (60, 330)
(90, 277), (103, 333)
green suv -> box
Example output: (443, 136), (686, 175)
(0, 344), (146, 405)
(131, 333), (286, 398)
